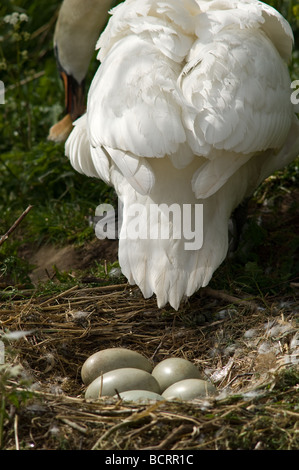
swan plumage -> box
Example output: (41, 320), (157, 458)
(64, 0), (299, 309)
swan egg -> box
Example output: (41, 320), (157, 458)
(85, 367), (161, 399)
(152, 357), (202, 392)
(162, 378), (217, 400)
(81, 348), (152, 385)
(115, 390), (164, 402)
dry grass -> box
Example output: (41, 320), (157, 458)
(0, 281), (298, 450)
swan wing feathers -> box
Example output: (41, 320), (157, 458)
(78, 0), (295, 199)
(65, 115), (111, 184)
(106, 147), (156, 196)
(65, 115), (98, 178)
(88, 33), (187, 160)
(182, 27), (293, 197)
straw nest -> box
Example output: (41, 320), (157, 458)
(0, 277), (298, 450)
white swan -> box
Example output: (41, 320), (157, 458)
(48, 0), (114, 142)
(62, 0), (298, 309)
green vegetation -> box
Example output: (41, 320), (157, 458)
(0, 1), (115, 285)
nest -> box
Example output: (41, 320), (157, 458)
(0, 280), (298, 450)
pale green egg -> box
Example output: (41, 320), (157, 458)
(81, 348), (152, 385)
(152, 357), (202, 392)
(85, 367), (161, 399)
(162, 378), (217, 401)
(115, 390), (164, 402)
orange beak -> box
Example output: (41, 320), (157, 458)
(60, 70), (86, 122)
(48, 48), (86, 143)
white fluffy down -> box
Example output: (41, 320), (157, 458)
(66, 0), (299, 309)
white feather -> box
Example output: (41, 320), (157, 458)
(105, 147), (155, 196)
(65, 115), (98, 178)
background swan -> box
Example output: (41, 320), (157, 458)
(58, 0), (299, 309)
(48, 0), (115, 142)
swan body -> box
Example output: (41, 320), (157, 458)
(65, 0), (299, 309)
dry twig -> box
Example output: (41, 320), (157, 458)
(0, 206), (33, 247)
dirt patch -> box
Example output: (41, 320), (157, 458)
(26, 238), (118, 283)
